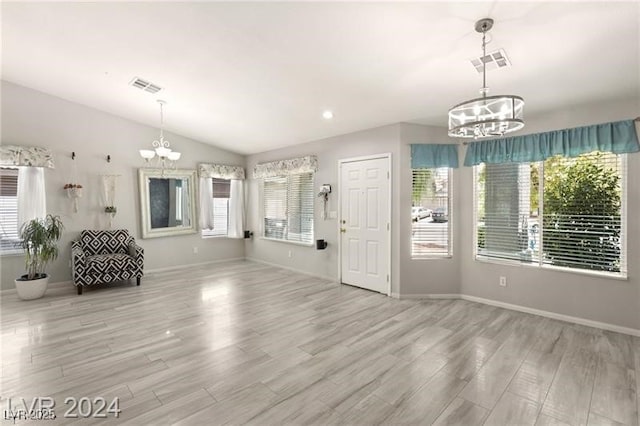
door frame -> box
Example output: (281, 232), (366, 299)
(337, 153), (392, 296)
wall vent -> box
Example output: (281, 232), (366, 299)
(129, 77), (163, 94)
(470, 48), (511, 73)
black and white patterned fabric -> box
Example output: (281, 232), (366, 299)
(71, 229), (144, 288)
(80, 230), (131, 256)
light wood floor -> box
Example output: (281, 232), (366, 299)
(1, 260), (638, 425)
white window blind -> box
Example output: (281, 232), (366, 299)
(202, 178), (230, 237)
(475, 151), (625, 275)
(0, 167), (19, 253)
(263, 172), (314, 244)
(411, 167), (451, 257)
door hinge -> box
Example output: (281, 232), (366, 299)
(387, 171), (390, 179)
(386, 274), (389, 282)
(387, 223), (390, 231)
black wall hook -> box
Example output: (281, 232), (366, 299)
(107, 155), (111, 163)
(71, 152), (76, 160)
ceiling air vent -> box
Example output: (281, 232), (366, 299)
(470, 48), (511, 73)
(129, 77), (163, 94)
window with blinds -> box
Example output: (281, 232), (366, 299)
(474, 151), (625, 275)
(411, 167), (451, 257)
(202, 178), (230, 237)
(0, 167), (20, 253)
(263, 172), (314, 244)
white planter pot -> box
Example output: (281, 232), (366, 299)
(15, 274), (49, 300)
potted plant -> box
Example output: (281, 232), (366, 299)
(14, 214), (64, 300)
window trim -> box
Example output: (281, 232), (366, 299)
(0, 166), (21, 256)
(411, 167), (453, 260)
(259, 236), (314, 247)
(200, 178), (231, 238)
(472, 154), (627, 279)
(260, 172), (315, 246)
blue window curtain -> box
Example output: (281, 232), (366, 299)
(463, 119), (639, 166)
(411, 144), (459, 169)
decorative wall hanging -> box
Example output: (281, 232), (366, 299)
(64, 183), (83, 213)
(102, 175), (119, 229)
(102, 154), (120, 229)
(65, 152), (82, 213)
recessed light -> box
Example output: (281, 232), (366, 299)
(322, 110), (334, 120)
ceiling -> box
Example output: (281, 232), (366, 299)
(2, 2), (638, 155)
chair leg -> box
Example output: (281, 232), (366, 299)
(77, 285), (83, 295)
(136, 277), (141, 286)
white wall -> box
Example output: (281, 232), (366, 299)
(1, 81), (245, 290)
(458, 98), (640, 330)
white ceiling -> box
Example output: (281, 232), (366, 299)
(2, 2), (638, 155)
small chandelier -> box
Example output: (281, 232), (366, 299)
(139, 100), (181, 168)
(448, 18), (524, 139)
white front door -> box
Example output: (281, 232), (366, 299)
(339, 155), (390, 294)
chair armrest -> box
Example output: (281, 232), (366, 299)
(71, 240), (85, 266)
(128, 241), (144, 265)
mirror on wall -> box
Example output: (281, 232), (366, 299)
(138, 168), (198, 239)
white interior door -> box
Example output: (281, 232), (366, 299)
(339, 155), (390, 294)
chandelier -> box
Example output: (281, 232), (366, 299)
(139, 100), (181, 168)
(448, 18), (524, 139)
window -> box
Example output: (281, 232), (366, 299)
(202, 178), (230, 237)
(263, 172), (314, 244)
(411, 167), (452, 257)
(474, 151), (626, 275)
(0, 167), (20, 253)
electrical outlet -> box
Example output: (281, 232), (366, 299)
(193, 247), (198, 254)
(288, 250), (292, 258)
(499, 276), (507, 287)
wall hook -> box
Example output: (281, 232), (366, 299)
(71, 152), (76, 160)
(107, 155), (111, 163)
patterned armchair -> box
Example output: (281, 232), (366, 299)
(71, 230), (144, 295)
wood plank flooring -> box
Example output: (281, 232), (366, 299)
(1, 260), (638, 425)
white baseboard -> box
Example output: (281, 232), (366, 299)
(393, 293), (461, 300)
(459, 294), (640, 337)
(245, 257), (338, 283)
(144, 257), (246, 275)
(394, 291), (640, 337)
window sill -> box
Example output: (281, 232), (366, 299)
(474, 255), (628, 281)
(411, 255), (453, 260)
(260, 237), (314, 247)
(201, 234), (228, 239)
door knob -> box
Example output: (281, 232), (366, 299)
(340, 228), (346, 233)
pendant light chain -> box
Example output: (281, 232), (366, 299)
(481, 27), (487, 97)
(159, 101), (165, 141)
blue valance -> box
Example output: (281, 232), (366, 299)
(411, 144), (459, 169)
(463, 119), (639, 166)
